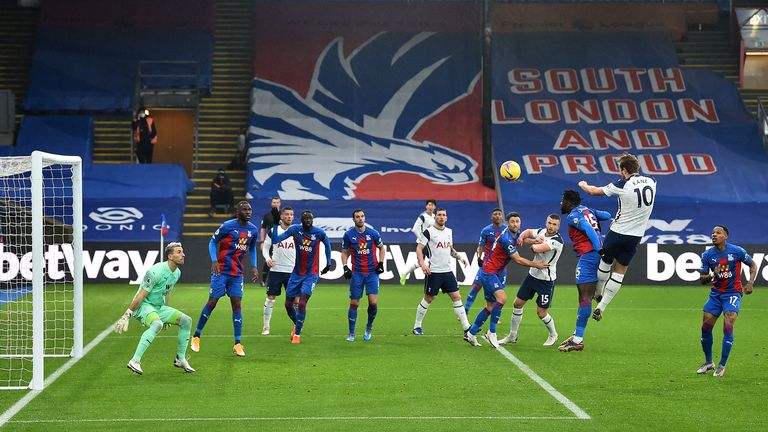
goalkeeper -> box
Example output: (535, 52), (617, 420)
(114, 242), (195, 375)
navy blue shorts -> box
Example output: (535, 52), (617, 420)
(516, 274), (555, 308)
(266, 271), (291, 296)
(601, 231), (641, 266)
(424, 272), (459, 297)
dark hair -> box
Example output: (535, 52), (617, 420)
(506, 211), (520, 221)
(715, 224), (729, 236)
(426, 199), (437, 206)
(435, 207), (447, 215)
(280, 206), (293, 214)
(547, 214), (561, 220)
(165, 242), (182, 259)
(491, 208), (502, 214)
(352, 208), (364, 218)
(302, 210), (313, 218)
(562, 190), (582, 206)
(271, 197), (281, 202)
(618, 153), (640, 175)
(237, 200), (250, 208)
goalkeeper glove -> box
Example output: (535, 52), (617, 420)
(343, 265), (352, 280)
(321, 265), (331, 275)
(376, 262), (384, 274)
(114, 308), (133, 334)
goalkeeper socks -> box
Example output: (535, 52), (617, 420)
(452, 299), (470, 331)
(295, 298), (308, 336)
(701, 322), (714, 363)
(232, 305), (243, 344)
(489, 302), (504, 333)
(264, 298), (275, 328)
(132, 320), (163, 361)
(720, 323), (734, 366)
(470, 307), (491, 335)
(177, 314), (192, 359)
(194, 301), (217, 338)
(509, 307), (524, 337)
(464, 283), (481, 314)
(284, 299), (297, 324)
(573, 301), (591, 343)
(597, 272), (624, 312)
(366, 304), (378, 330)
(348, 303), (358, 335)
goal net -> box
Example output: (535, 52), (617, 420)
(0, 152), (82, 390)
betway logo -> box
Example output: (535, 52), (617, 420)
(0, 244), (159, 284)
(646, 219), (692, 231)
(646, 244), (768, 282)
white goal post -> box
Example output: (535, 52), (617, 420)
(0, 151), (83, 390)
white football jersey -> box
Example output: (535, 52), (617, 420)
(412, 211), (435, 242)
(603, 174), (656, 237)
(419, 225), (454, 273)
(527, 228), (564, 282)
(261, 224), (296, 273)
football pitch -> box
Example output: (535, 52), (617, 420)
(1, 283), (767, 431)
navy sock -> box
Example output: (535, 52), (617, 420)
(366, 304), (378, 330)
(295, 299), (308, 335)
(348, 303), (358, 335)
(701, 322), (714, 363)
(575, 301), (591, 339)
(489, 302), (504, 333)
(284, 300), (297, 324)
(232, 305), (242, 344)
(720, 322), (734, 366)
(194, 301), (217, 338)
(470, 307), (491, 335)
(464, 283), (481, 313)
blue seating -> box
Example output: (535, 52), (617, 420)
(0, 115), (93, 165)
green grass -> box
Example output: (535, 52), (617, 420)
(1, 283), (768, 431)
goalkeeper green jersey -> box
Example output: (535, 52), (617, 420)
(137, 261), (181, 308)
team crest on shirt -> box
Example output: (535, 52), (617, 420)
(728, 254), (734, 261)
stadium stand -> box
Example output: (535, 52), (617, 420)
(2, 115), (93, 166)
(23, 0), (214, 112)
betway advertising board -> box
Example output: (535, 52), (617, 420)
(6, 241), (767, 286)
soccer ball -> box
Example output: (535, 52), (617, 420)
(499, 160), (521, 181)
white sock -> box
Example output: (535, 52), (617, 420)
(452, 299), (470, 331)
(263, 299), (275, 328)
(414, 299), (430, 328)
(597, 272), (624, 311)
(509, 307), (524, 337)
(540, 314), (556, 335)
(596, 260), (612, 297)
(573, 335), (583, 344)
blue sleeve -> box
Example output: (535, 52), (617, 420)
(501, 235), (517, 256)
(593, 209), (613, 221)
(322, 233), (332, 265)
(342, 232), (350, 250)
(699, 251), (710, 273)
(738, 247), (754, 266)
(208, 238), (217, 262)
(373, 230), (383, 246)
(249, 234), (258, 267)
(577, 217), (602, 251)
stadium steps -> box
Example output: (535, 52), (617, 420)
(182, 0), (253, 238)
(92, 115), (133, 163)
(675, 21), (768, 117)
(0, 1), (38, 127)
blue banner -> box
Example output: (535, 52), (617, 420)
(491, 32), (768, 244)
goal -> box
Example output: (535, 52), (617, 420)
(0, 151), (83, 390)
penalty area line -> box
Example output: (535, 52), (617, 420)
(496, 346), (591, 420)
(8, 415), (582, 424)
(0, 324), (115, 428)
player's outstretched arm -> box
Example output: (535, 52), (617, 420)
(511, 252), (548, 269)
(578, 180), (606, 196)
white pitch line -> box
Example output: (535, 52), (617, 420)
(496, 346), (591, 420)
(0, 324), (115, 428)
(8, 415), (581, 424)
